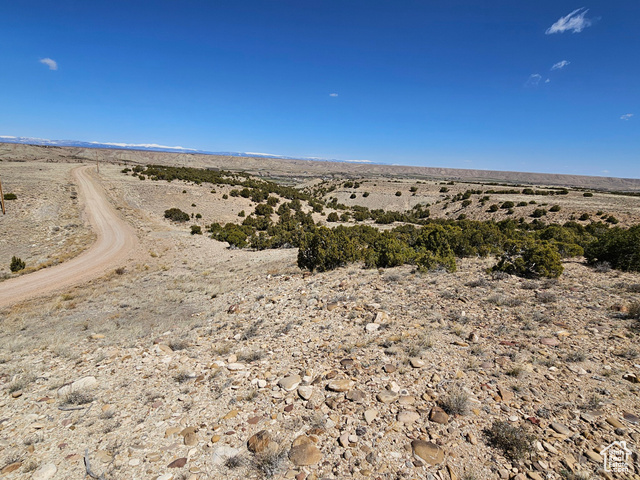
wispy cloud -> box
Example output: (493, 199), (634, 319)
(329, 93), (338, 97)
(525, 73), (542, 87)
(39, 58), (58, 70)
(545, 78), (551, 83)
(620, 113), (634, 121)
(546, 8), (594, 34)
(551, 60), (570, 70)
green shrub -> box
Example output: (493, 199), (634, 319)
(362, 192), (370, 198)
(585, 225), (640, 272)
(492, 240), (563, 278)
(190, 225), (202, 235)
(10, 256), (25, 272)
(531, 208), (547, 218)
(488, 204), (499, 212)
(440, 187), (449, 193)
(410, 186), (418, 192)
(350, 193), (356, 199)
(395, 191), (402, 197)
(579, 213), (590, 221)
(583, 192), (593, 197)
(238, 210), (245, 217)
(3, 193), (17, 200)
(254, 204), (273, 216)
(606, 215), (619, 224)
(297, 227), (358, 272)
(164, 208), (189, 222)
(501, 201), (515, 209)
(326, 212), (339, 222)
(549, 205), (561, 212)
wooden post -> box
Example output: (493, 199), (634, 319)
(0, 177), (5, 215)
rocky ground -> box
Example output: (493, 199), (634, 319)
(1, 159), (640, 480)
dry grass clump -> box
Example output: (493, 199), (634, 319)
(487, 294), (523, 307)
(565, 351), (586, 363)
(62, 390), (94, 406)
(8, 374), (36, 393)
(168, 339), (190, 351)
(465, 278), (488, 288)
(251, 448), (288, 479)
(438, 388), (469, 415)
(628, 301), (640, 320)
(225, 453), (246, 469)
(484, 420), (535, 461)
(237, 350), (266, 363)
(536, 291), (557, 304)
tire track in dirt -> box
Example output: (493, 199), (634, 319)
(0, 165), (137, 308)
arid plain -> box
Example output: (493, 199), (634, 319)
(1, 144), (640, 480)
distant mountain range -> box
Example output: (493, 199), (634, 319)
(0, 136), (373, 164)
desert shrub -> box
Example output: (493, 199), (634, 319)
(531, 208), (547, 218)
(326, 212), (339, 222)
(606, 215), (619, 224)
(579, 213), (590, 221)
(164, 208), (189, 222)
(583, 192), (593, 197)
(438, 388), (469, 415)
(350, 193), (356, 199)
(501, 201), (515, 209)
(440, 187), (449, 193)
(585, 225), (640, 272)
(410, 186), (418, 192)
(297, 227), (359, 272)
(488, 204), (499, 212)
(550, 205), (561, 212)
(484, 421), (535, 461)
(362, 191), (370, 197)
(3, 193), (17, 200)
(190, 225), (202, 235)
(254, 204), (273, 216)
(395, 191), (402, 196)
(628, 302), (640, 320)
(492, 240), (563, 278)
(365, 232), (415, 268)
(10, 256), (25, 272)
(213, 223), (255, 248)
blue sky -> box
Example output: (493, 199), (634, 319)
(1, 1), (638, 178)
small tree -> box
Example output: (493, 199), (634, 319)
(10, 256), (25, 272)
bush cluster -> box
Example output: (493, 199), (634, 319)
(10, 256), (25, 272)
(164, 208), (190, 222)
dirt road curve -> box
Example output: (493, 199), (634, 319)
(0, 166), (137, 308)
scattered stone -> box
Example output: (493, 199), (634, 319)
(167, 457), (187, 468)
(411, 440), (444, 465)
(184, 432), (198, 446)
(550, 422), (572, 436)
(327, 379), (354, 392)
(540, 337), (559, 347)
(376, 391), (398, 404)
(606, 417), (624, 429)
(227, 362), (245, 371)
(429, 406), (449, 425)
(1, 462), (22, 474)
(397, 410), (420, 424)
(409, 358), (425, 368)
(365, 323), (379, 333)
(623, 373), (639, 384)
(298, 386), (313, 401)
(364, 409), (378, 424)
(289, 436), (322, 466)
(248, 430), (271, 453)
(57, 376), (97, 397)
(279, 375), (302, 391)
(32, 463), (57, 480)
(623, 412), (640, 424)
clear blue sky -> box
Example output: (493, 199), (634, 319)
(1, 1), (638, 178)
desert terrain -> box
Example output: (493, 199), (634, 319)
(1, 144), (640, 480)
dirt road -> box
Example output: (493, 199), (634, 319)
(0, 165), (137, 308)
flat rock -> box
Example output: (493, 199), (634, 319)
(346, 389), (366, 403)
(606, 417), (624, 429)
(376, 391), (398, 404)
(289, 440), (322, 466)
(227, 362), (245, 371)
(497, 384), (514, 402)
(211, 446), (240, 466)
(32, 463), (57, 480)
(623, 412), (640, 424)
(409, 358), (425, 368)
(397, 410), (420, 424)
(540, 337), (559, 347)
(364, 409), (378, 424)
(550, 422), (572, 436)
(57, 376), (97, 397)
(279, 375), (302, 391)
(327, 379), (354, 392)
(365, 323), (379, 333)
(167, 457), (187, 468)
(411, 440), (444, 465)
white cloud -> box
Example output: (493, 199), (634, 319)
(546, 8), (593, 34)
(620, 113), (634, 121)
(329, 93), (338, 97)
(90, 141), (196, 151)
(39, 58), (58, 70)
(551, 60), (570, 70)
(525, 73), (542, 87)
(545, 78), (551, 83)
